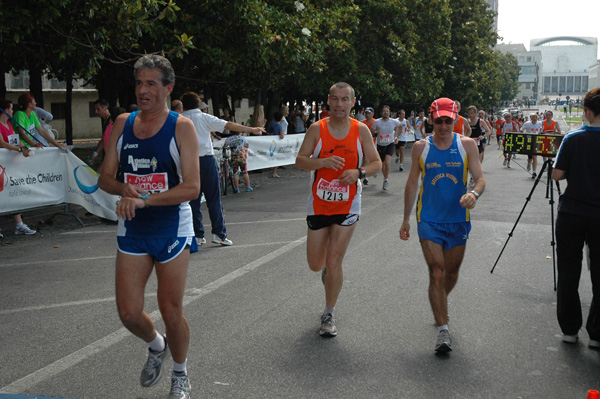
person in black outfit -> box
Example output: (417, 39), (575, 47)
(553, 87), (600, 349)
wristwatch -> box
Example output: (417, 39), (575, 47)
(140, 193), (151, 208)
(358, 168), (366, 179)
(470, 190), (480, 199)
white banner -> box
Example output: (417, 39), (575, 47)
(213, 134), (305, 171)
(0, 148), (118, 220)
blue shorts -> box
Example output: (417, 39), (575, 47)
(417, 221), (471, 250)
(117, 236), (199, 263)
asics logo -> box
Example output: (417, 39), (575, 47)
(168, 240), (180, 253)
(124, 143), (139, 149)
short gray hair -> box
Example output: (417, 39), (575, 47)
(330, 82), (355, 99)
(133, 55), (175, 87)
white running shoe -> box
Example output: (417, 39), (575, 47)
(169, 372), (191, 399)
(435, 329), (452, 352)
(383, 180), (389, 190)
(15, 224), (36, 235)
(562, 334), (578, 343)
(140, 335), (169, 387)
(212, 234), (233, 246)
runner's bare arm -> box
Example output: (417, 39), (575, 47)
(460, 137), (485, 209)
(400, 140), (425, 240)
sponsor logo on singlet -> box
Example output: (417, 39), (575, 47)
(124, 172), (168, 193)
(127, 155), (158, 172)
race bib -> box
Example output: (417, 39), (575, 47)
(124, 172), (169, 193)
(316, 178), (349, 202)
(8, 134), (19, 146)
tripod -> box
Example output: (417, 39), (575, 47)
(490, 158), (561, 290)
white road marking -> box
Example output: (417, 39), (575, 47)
(0, 236), (306, 395)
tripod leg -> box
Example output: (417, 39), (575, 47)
(491, 161), (548, 273)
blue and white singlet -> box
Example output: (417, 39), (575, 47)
(417, 133), (470, 223)
(116, 111), (194, 238)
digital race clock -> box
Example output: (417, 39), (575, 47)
(503, 132), (563, 157)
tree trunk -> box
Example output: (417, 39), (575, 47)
(65, 77), (73, 145)
(28, 62), (44, 109)
(0, 56), (6, 99)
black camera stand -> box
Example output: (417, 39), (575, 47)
(490, 158), (561, 290)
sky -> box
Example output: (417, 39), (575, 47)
(496, 0), (600, 56)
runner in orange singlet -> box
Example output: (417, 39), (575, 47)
(452, 101), (472, 136)
(296, 82), (381, 337)
(543, 110), (561, 134)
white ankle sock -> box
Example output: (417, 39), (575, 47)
(438, 325), (449, 333)
(148, 331), (165, 352)
(173, 359), (187, 375)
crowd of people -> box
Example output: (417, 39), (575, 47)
(0, 93), (69, 238)
(3, 53), (599, 399)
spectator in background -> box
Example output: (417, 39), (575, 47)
(267, 111), (284, 178)
(171, 100), (183, 114)
(127, 104), (139, 112)
(250, 105), (266, 133)
(90, 99), (111, 165)
(200, 101), (209, 113)
(355, 106), (366, 122)
(181, 91), (264, 246)
(103, 107), (126, 152)
(296, 106), (307, 133)
(280, 106), (289, 134)
(319, 103), (330, 119)
(12, 93), (64, 149)
(0, 98), (36, 237)
(94, 106), (126, 174)
(221, 106), (235, 137)
(224, 131), (254, 193)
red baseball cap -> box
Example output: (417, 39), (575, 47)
(430, 98), (458, 120)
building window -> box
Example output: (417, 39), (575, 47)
(527, 56), (532, 62)
(551, 77), (559, 93)
(575, 76), (581, 92)
(582, 76), (589, 92)
(525, 83), (531, 89)
(50, 103), (67, 120)
(567, 76), (574, 92)
(559, 76), (566, 93)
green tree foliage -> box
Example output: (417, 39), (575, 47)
(440, 0), (501, 110)
(496, 52), (520, 102)
(1, 0), (517, 120)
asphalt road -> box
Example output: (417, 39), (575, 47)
(1, 116), (599, 399)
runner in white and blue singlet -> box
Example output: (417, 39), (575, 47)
(98, 55), (199, 399)
(117, 110), (195, 245)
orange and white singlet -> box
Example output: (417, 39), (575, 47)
(307, 118), (363, 216)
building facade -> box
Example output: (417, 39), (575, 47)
(531, 36), (597, 101)
(495, 43), (542, 103)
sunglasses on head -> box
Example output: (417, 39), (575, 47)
(433, 117), (454, 125)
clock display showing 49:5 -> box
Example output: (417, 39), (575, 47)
(503, 132), (563, 157)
